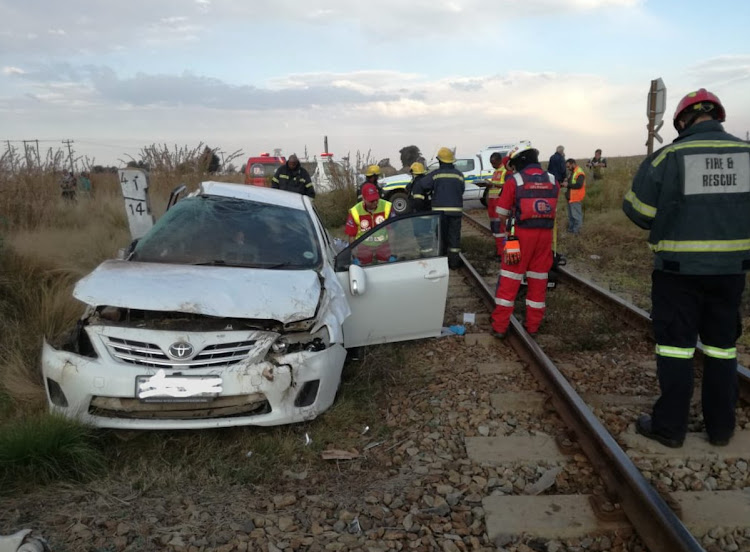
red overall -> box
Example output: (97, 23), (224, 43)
(487, 167), (508, 256)
(492, 166), (559, 335)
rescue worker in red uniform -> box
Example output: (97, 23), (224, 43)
(491, 144), (560, 338)
(345, 183), (394, 265)
(487, 153), (511, 258)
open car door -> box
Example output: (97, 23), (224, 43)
(335, 212), (449, 348)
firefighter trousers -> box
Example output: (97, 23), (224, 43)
(650, 270), (744, 442)
(441, 214), (462, 269)
(491, 227), (553, 334)
(488, 197), (505, 256)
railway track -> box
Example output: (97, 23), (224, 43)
(449, 210), (750, 551)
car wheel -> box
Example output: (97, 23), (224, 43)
(389, 192), (410, 215)
(480, 187), (489, 207)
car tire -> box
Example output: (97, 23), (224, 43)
(389, 192), (410, 215)
(480, 187), (489, 207)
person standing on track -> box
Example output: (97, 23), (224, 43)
(418, 147), (465, 269)
(623, 88), (750, 448)
(491, 143), (560, 338)
(487, 152), (511, 259)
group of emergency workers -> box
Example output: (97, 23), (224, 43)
(262, 86), (750, 449)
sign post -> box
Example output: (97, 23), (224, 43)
(118, 168), (155, 240)
(646, 78), (667, 155)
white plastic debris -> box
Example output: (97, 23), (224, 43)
(246, 451), (253, 458)
(361, 425), (370, 435)
(463, 313), (476, 325)
(524, 466), (563, 495)
(590, 254), (601, 260)
(304, 433), (312, 446)
(0, 530), (50, 552)
(348, 518), (362, 534)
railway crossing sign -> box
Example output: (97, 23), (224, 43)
(646, 78), (667, 154)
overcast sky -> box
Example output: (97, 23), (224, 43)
(1, 0), (749, 167)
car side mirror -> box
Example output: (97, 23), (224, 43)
(349, 264), (366, 296)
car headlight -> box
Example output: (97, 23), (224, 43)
(272, 326), (330, 355)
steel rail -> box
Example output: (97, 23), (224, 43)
(462, 211), (750, 401)
(459, 215), (710, 551)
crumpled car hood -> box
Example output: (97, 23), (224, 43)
(74, 260), (322, 324)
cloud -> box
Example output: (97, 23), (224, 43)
(0, 0), (644, 55)
(2, 66), (25, 75)
(687, 55), (750, 88)
(0, 64), (400, 110)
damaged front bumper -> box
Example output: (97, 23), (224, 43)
(41, 325), (347, 430)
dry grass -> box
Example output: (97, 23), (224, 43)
(0, 154), (410, 492)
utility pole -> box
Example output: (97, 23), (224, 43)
(324, 136), (328, 154)
(62, 139), (75, 173)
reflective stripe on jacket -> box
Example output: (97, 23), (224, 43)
(488, 167), (507, 199)
(272, 164), (315, 197)
(568, 166), (585, 202)
(623, 119), (750, 274)
(417, 163), (465, 216)
(350, 199), (393, 243)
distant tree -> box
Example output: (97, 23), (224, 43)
(126, 160), (150, 170)
(377, 158), (398, 177)
(225, 163), (236, 174)
(399, 145), (424, 170)
(199, 146), (221, 173)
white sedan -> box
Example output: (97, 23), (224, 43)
(42, 182), (450, 429)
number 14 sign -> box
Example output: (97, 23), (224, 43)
(118, 168), (155, 240)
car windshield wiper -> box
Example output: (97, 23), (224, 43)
(191, 260), (251, 268)
(191, 260), (298, 269)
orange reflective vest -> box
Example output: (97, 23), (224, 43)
(569, 166), (586, 202)
(349, 199), (393, 244)
(488, 168), (507, 199)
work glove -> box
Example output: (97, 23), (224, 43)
(503, 237), (521, 265)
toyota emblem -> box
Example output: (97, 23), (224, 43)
(168, 341), (195, 359)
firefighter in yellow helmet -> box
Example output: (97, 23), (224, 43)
(406, 161), (429, 212)
(358, 164), (382, 200)
(416, 147), (465, 269)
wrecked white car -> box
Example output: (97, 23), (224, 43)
(42, 181), (449, 429)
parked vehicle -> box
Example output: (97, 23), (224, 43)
(379, 143), (526, 215)
(243, 153), (285, 186)
(42, 181), (449, 429)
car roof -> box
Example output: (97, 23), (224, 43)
(197, 181), (308, 211)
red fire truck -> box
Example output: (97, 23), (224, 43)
(243, 153), (286, 186)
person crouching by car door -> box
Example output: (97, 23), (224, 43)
(345, 183), (395, 266)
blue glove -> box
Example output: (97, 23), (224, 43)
(448, 325), (466, 336)
(352, 258), (361, 266)
(388, 255), (397, 263)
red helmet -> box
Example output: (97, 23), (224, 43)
(673, 88), (725, 130)
(501, 156), (510, 169)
